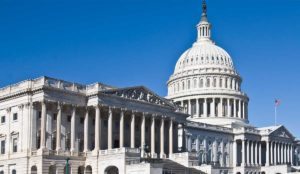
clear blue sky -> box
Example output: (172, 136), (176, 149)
(0, 0), (299, 137)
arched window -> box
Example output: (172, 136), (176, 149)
(12, 169), (16, 174)
(182, 81), (185, 90)
(225, 78), (228, 88)
(220, 79), (223, 88)
(200, 79), (204, 88)
(188, 80), (191, 89)
(206, 78), (210, 87)
(213, 78), (217, 87)
(177, 83), (179, 92)
(0, 171), (3, 174)
(193, 79), (197, 88)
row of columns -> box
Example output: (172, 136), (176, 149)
(239, 140), (262, 166)
(39, 101), (176, 158)
(267, 141), (294, 166)
(180, 97), (247, 119)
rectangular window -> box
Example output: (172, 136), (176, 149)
(1, 140), (5, 154)
(0, 116), (5, 123)
(13, 138), (17, 153)
(13, 113), (18, 121)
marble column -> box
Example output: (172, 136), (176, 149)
(277, 143), (280, 164)
(141, 113), (146, 157)
(247, 140), (250, 166)
(266, 140), (270, 166)
(119, 109), (124, 148)
(287, 144), (290, 164)
(281, 143), (284, 164)
(169, 119), (173, 155)
(94, 105), (100, 152)
(56, 103), (62, 151)
(151, 116), (156, 158)
(242, 101), (245, 119)
(251, 141), (254, 165)
(270, 142), (273, 165)
(83, 108), (89, 152)
(130, 113), (135, 148)
(233, 140), (237, 167)
(219, 98), (223, 117)
(204, 98), (207, 117)
(233, 99), (237, 118)
(291, 145), (294, 166)
(213, 140), (218, 163)
(259, 142), (262, 165)
(227, 98), (231, 117)
(242, 139), (246, 166)
(255, 141), (258, 165)
(108, 107), (113, 149)
(212, 98), (216, 117)
(70, 106), (76, 152)
(40, 101), (47, 150)
(196, 99), (199, 117)
(238, 100), (242, 118)
(188, 100), (192, 115)
(160, 118), (165, 158)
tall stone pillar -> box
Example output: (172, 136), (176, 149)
(213, 140), (218, 163)
(247, 140), (250, 166)
(227, 98), (231, 117)
(281, 143), (284, 164)
(270, 142), (273, 165)
(160, 118), (165, 158)
(169, 119), (173, 156)
(83, 108), (89, 152)
(287, 144), (290, 164)
(219, 98), (223, 117)
(188, 100), (192, 115)
(108, 107), (113, 149)
(40, 101), (47, 150)
(251, 141), (254, 165)
(151, 116), (156, 158)
(94, 105), (100, 152)
(238, 100), (242, 118)
(119, 109), (125, 148)
(130, 113), (135, 148)
(70, 106), (76, 152)
(266, 140), (270, 166)
(242, 139), (246, 166)
(233, 140), (237, 167)
(56, 103), (62, 152)
(291, 145), (294, 166)
(255, 141), (258, 165)
(233, 99), (237, 118)
(242, 101), (245, 119)
(141, 113), (146, 157)
(259, 142), (262, 165)
(212, 98), (215, 117)
(204, 98), (207, 117)
(196, 99), (199, 117)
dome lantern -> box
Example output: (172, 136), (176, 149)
(197, 0), (212, 42)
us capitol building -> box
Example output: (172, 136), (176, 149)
(0, 1), (299, 174)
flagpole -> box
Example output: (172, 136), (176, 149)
(275, 105), (277, 126)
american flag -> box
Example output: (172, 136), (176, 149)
(275, 99), (281, 107)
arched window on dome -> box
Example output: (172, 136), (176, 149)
(182, 81), (185, 91)
(220, 78), (223, 88)
(188, 80), (191, 90)
(225, 78), (228, 88)
(206, 78), (210, 88)
(213, 78), (217, 87)
(199, 79), (204, 88)
(177, 83), (179, 92)
(212, 56), (214, 61)
(193, 79), (197, 88)
(229, 78), (232, 89)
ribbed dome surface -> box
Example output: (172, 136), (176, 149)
(174, 41), (235, 74)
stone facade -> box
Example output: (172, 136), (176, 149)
(0, 1), (300, 174)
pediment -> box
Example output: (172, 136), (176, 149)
(102, 86), (175, 108)
(270, 126), (294, 139)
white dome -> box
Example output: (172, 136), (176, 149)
(174, 40), (235, 74)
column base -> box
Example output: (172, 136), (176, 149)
(160, 153), (166, 159)
(37, 147), (48, 155)
(56, 148), (63, 155)
(151, 153), (157, 158)
(92, 149), (99, 156)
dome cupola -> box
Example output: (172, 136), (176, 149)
(166, 0), (249, 127)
